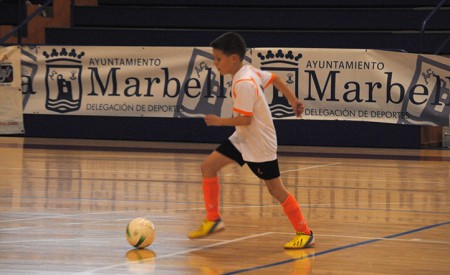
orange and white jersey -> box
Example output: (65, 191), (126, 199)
(228, 64), (277, 162)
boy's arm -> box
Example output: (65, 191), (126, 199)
(204, 114), (251, 127)
(272, 75), (305, 117)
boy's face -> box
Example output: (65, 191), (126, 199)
(212, 49), (239, 76)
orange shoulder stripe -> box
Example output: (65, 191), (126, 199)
(233, 107), (253, 116)
(263, 73), (276, 90)
(233, 78), (259, 98)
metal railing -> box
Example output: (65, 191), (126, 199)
(433, 35), (450, 55)
(419, 0), (449, 54)
(0, 0), (54, 45)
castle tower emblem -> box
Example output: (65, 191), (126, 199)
(44, 48), (84, 113)
(256, 49), (302, 118)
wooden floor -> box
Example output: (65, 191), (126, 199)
(0, 137), (449, 274)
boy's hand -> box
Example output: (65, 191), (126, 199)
(204, 114), (222, 126)
(291, 99), (305, 118)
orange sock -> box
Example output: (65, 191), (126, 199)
(281, 193), (311, 235)
(202, 176), (220, 221)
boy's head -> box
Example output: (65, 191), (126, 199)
(210, 32), (246, 61)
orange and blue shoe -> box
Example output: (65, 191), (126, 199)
(188, 218), (225, 239)
(284, 231), (315, 249)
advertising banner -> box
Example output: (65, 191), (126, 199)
(0, 46), (24, 134)
(253, 48), (449, 126)
(22, 46), (238, 118)
(21, 46), (449, 126)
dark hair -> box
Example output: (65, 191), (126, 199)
(210, 32), (246, 61)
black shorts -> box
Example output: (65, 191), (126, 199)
(215, 140), (280, 180)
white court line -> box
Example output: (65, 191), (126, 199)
(0, 166), (203, 177)
(221, 162), (341, 176)
(80, 232), (274, 274)
(2, 198), (448, 224)
(0, 237), (116, 245)
(80, 229), (450, 273)
(4, 164), (443, 184)
(0, 227), (32, 232)
(2, 231), (448, 246)
(0, 162), (338, 176)
(0, 210), (143, 223)
(280, 162), (341, 174)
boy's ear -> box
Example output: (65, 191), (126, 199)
(232, 54), (241, 62)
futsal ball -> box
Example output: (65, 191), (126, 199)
(126, 217), (156, 249)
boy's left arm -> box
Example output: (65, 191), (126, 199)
(272, 75), (304, 118)
(204, 114), (251, 127)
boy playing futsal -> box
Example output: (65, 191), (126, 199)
(188, 32), (314, 249)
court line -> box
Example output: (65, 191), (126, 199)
(5, 166), (447, 185)
(222, 220), (450, 275)
(80, 232), (273, 274)
(280, 162), (342, 174)
(2, 233), (448, 246)
(0, 210), (143, 223)
(9, 142), (450, 162)
(1, 197), (448, 224)
(221, 162), (341, 176)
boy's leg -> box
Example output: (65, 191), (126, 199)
(264, 177), (311, 234)
(188, 151), (234, 239)
(201, 150), (235, 178)
(202, 176), (220, 221)
(264, 178), (314, 249)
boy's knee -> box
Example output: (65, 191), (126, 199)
(265, 179), (288, 202)
(200, 161), (208, 174)
(201, 160), (215, 177)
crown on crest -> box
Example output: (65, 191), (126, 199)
(43, 48), (85, 61)
(257, 49), (302, 62)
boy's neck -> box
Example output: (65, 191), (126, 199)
(231, 63), (244, 78)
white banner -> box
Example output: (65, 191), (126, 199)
(22, 46), (239, 118)
(21, 46), (450, 126)
(0, 46), (24, 134)
(254, 48), (449, 126)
